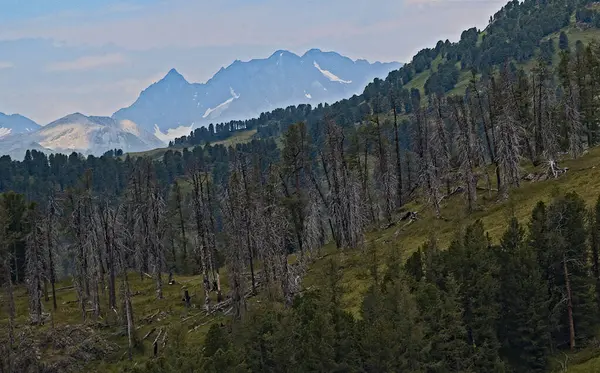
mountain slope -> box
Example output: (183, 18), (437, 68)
(0, 113), (39, 139)
(0, 113), (164, 158)
(113, 49), (401, 140)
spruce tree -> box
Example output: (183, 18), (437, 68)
(416, 277), (474, 372)
(496, 218), (549, 372)
(590, 195), (600, 311)
(546, 193), (597, 349)
(449, 220), (504, 372)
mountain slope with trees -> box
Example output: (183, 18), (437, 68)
(6, 0), (600, 372)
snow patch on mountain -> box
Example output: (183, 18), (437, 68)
(0, 128), (11, 138)
(154, 123), (194, 143)
(313, 61), (352, 84)
(203, 88), (240, 119)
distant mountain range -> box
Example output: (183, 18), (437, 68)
(0, 49), (401, 158)
(0, 113), (163, 159)
(113, 49), (401, 141)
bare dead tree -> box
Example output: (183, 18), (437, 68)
(191, 171), (212, 311)
(322, 119), (365, 249)
(496, 66), (523, 199)
(171, 180), (189, 273)
(44, 195), (59, 311)
(97, 201), (120, 311)
(532, 60), (560, 164)
(1, 203), (16, 364)
(390, 90), (404, 208)
(224, 169), (247, 319)
(203, 177), (222, 300)
(559, 52), (585, 159)
(26, 204), (45, 325)
(259, 164), (293, 303)
(430, 94), (452, 196)
(238, 153), (258, 293)
(149, 187), (166, 301)
(450, 96), (478, 212)
(370, 102), (394, 222)
(116, 220), (136, 361)
(67, 185), (93, 321)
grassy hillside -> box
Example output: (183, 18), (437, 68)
(6, 137), (600, 372)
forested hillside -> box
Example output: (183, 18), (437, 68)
(6, 0), (600, 372)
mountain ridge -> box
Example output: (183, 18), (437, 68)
(0, 113), (164, 158)
(0, 112), (40, 139)
(112, 49), (401, 140)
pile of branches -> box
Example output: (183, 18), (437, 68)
(0, 325), (118, 373)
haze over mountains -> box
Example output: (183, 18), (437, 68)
(113, 49), (401, 141)
(0, 114), (164, 159)
(0, 49), (400, 158)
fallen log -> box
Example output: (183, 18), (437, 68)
(55, 285), (75, 292)
(142, 327), (156, 341)
(153, 328), (163, 357)
(143, 310), (160, 324)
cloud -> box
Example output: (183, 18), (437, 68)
(46, 53), (127, 72)
(0, 61), (14, 69)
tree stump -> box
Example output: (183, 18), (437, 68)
(182, 290), (191, 308)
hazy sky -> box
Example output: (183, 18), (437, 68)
(0, 0), (503, 124)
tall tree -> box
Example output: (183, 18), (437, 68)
(496, 218), (549, 372)
(25, 203), (44, 325)
(546, 193), (597, 350)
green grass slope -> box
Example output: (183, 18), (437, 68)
(5, 132), (600, 372)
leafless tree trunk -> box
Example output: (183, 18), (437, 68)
(98, 202), (119, 311)
(431, 94), (452, 196)
(26, 206), (44, 325)
(391, 94), (404, 208)
(224, 169), (247, 319)
(371, 110), (393, 222)
(191, 172), (212, 311)
(563, 254), (575, 351)
(3, 258), (15, 351)
(496, 67), (522, 199)
(450, 96), (477, 212)
(239, 155), (258, 293)
(172, 181), (188, 272)
(322, 119), (365, 249)
(45, 199), (58, 311)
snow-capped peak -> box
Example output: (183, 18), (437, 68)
(112, 48), (402, 138)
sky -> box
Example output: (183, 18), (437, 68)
(0, 0), (504, 124)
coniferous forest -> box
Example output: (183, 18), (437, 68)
(6, 0), (600, 372)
